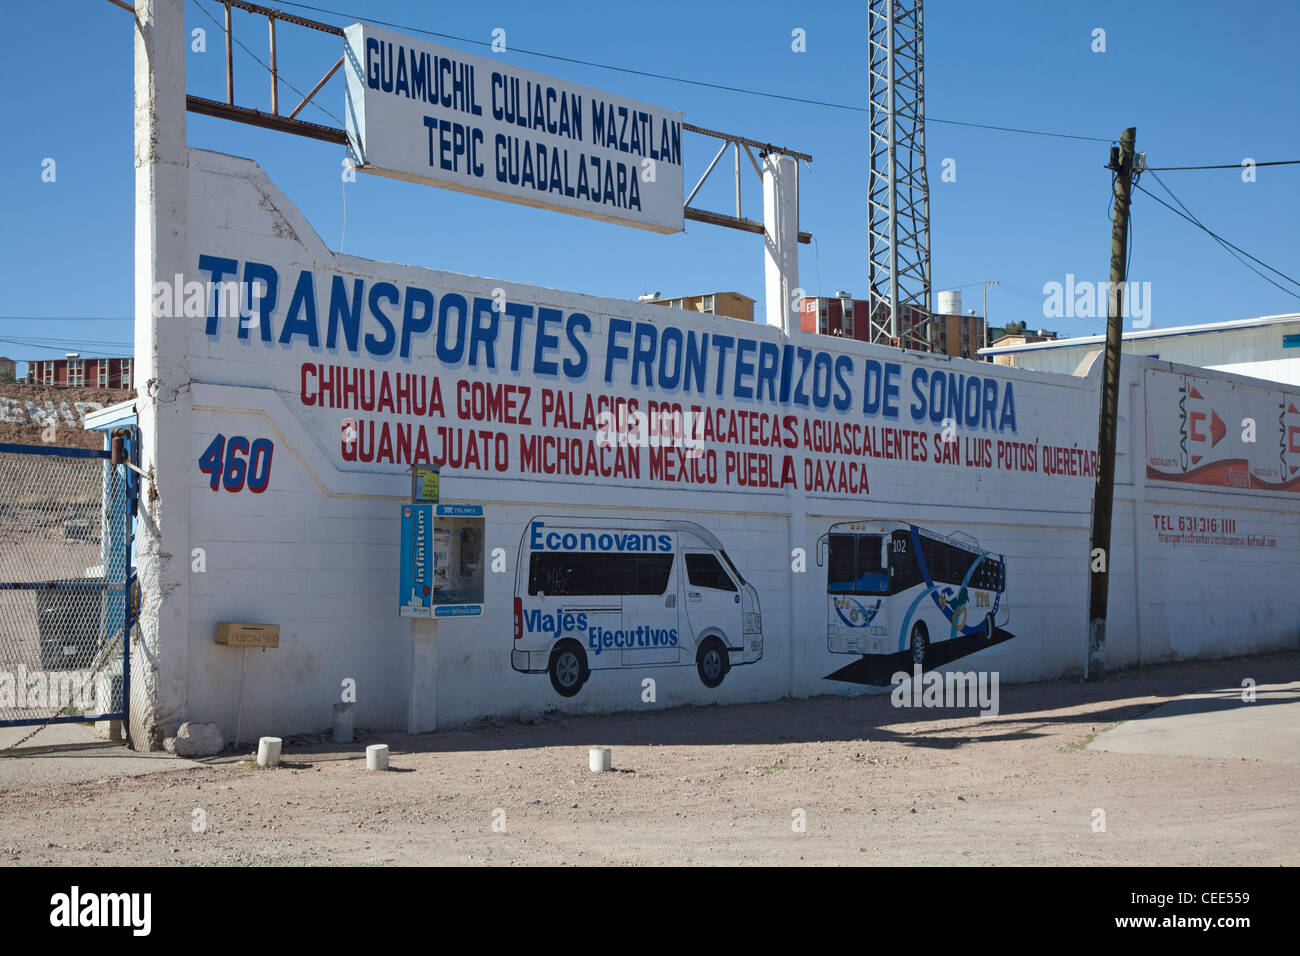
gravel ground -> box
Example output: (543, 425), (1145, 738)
(2, 653), (1296, 866)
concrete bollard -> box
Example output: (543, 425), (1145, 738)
(589, 748), (611, 772)
(257, 736), (282, 768)
(366, 743), (389, 771)
(332, 702), (353, 744)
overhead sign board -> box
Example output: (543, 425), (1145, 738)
(343, 23), (685, 233)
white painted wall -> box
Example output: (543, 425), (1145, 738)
(133, 148), (1300, 746)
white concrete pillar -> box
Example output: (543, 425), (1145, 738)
(407, 617), (438, 733)
(366, 744), (390, 770)
(133, 0), (191, 750)
(332, 702), (354, 743)
(257, 736), (282, 767)
(786, 508), (807, 698)
(762, 154), (799, 333)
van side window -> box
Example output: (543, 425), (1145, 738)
(685, 553), (737, 592)
(529, 553), (623, 596)
(623, 555), (674, 595)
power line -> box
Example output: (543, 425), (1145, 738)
(273, 0), (1111, 143)
(1135, 174), (1300, 300)
(1000, 284), (1044, 302)
(0, 333), (134, 344)
(1146, 160), (1300, 171)
(1144, 170), (1300, 290)
(0, 335), (134, 350)
(943, 279), (1002, 291)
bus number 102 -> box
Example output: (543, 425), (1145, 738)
(199, 434), (274, 493)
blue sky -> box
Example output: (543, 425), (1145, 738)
(2, 0), (1297, 367)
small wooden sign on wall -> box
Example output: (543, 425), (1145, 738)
(215, 622), (280, 648)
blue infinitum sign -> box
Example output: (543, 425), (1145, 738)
(399, 503), (433, 618)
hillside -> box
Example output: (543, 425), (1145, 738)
(0, 384), (135, 450)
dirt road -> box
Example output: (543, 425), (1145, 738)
(2, 653), (1296, 866)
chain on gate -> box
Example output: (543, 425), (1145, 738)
(1, 616), (128, 751)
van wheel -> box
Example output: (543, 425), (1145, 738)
(548, 640), (588, 697)
(910, 622), (929, 670)
(696, 638), (729, 689)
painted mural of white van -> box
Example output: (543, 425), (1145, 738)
(512, 516), (763, 697)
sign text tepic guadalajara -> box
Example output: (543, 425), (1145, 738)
(344, 23), (686, 233)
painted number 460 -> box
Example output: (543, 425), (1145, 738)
(199, 434), (273, 493)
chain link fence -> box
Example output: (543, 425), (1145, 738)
(0, 445), (130, 726)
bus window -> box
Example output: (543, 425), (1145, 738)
(623, 554), (674, 595)
(967, 557), (997, 591)
(919, 536), (945, 582)
(948, 548), (975, 584)
(890, 531), (924, 592)
(827, 534), (857, 592)
(829, 534), (887, 594)
(979, 559), (1004, 592)
(853, 535), (887, 593)
(686, 553), (738, 592)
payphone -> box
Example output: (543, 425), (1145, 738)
(399, 468), (484, 618)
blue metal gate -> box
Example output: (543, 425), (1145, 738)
(0, 434), (136, 737)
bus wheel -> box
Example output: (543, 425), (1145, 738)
(696, 638), (729, 689)
(548, 640), (589, 697)
(910, 623), (929, 670)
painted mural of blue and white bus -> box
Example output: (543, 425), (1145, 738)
(512, 517), (763, 697)
(817, 520), (1008, 670)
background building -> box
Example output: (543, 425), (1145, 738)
(927, 314), (987, 359)
(0, 357), (15, 382)
(979, 313), (1300, 384)
(929, 290), (987, 360)
(798, 291), (982, 358)
(986, 321), (1060, 365)
(17, 353), (134, 389)
(645, 292), (754, 322)
(797, 295), (930, 350)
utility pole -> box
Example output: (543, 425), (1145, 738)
(982, 279), (999, 353)
(1086, 126), (1136, 681)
